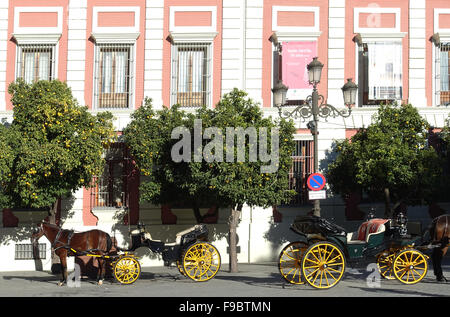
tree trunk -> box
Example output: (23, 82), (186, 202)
(49, 200), (60, 274)
(193, 203), (203, 224)
(228, 207), (241, 273)
(384, 188), (392, 218)
(48, 201), (58, 225)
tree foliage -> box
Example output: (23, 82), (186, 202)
(1, 79), (115, 215)
(124, 90), (296, 220)
(327, 103), (441, 216)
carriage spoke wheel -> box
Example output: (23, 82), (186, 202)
(278, 241), (308, 285)
(182, 242), (221, 282)
(113, 255), (141, 285)
(302, 242), (345, 289)
(393, 249), (428, 285)
(376, 251), (396, 280)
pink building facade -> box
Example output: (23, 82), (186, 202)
(0, 0), (450, 270)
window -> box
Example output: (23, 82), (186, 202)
(287, 140), (314, 205)
(15, 243), (46, 260)
(357, 41), (402, 105)
(16, 44), (56, 83)
(91, 143), (130, 208)
(94, 43), (134, 109)
(436, 43), (450, 106)
(171, 43), (211, 107)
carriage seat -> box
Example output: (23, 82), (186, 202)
(131, 229), (161, 242)
(162, 225), (205, 246)
(347, 219), (388, 244)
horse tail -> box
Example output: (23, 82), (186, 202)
(105, 233), (112, 253)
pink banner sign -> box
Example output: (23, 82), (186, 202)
(282, 41), (317, 91)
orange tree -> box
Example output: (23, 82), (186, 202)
(2, 79), (115, 223)
(327, 103), (442, 218)
(124, 89), (296, 272)
(207, 89), (295, 272)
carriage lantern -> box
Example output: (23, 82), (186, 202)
(396, 212), (408, 237)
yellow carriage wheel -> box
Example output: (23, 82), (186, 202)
(302, 242), (346, 289)
(278, 241), (308, 285)
(393, 249), (428, 285)
(113, 255), (141, 285)
(376, 251), (396, 280)
(182, 242), (221, 282)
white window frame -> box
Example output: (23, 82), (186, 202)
(13, 7), (63, 36)
(12, 7), (63, 84)
(92, 42), (136, 110)
(15, 43), (57, 83)
(92, 6), (140, 36)
(170, 41), (213, 108)
(354, 7), (401, 36)
(432, 38), (450, 107)
(354, 34), (405, 107)
(169, 6), (217, 34)
(272, 6), (321, 37)
(168, 6), (217, 108)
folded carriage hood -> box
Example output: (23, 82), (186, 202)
(290, 215), (347, 237)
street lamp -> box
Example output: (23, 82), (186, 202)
(271, 79), (288, 108)
(307, 57), (324, 85)
(273, 57), (358, 217)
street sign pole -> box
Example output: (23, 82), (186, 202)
(312, 88), (320, 217)
(307, 172), (326, 216)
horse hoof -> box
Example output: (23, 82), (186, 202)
(57, 282), (65, 287)
(437, 276), (448, 282)
(97, 280), (103, 286)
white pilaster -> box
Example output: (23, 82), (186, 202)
(144, 0), (164, 109)
(222, 0), (244, 95)
(67, 0), (88, 106)
(409, 0), (427, 107)
(327, 0), (346, 106)
(244, 0), (263, 105)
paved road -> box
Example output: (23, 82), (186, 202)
(0, 259), (449, 298)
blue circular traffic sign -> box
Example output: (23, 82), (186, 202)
(307, 173), (326, 191)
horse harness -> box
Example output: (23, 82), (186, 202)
(52, 228), (108, 257)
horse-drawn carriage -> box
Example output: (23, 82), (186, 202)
(32, 221), (221, 285)
(117, 222), (221, 284)
(278, 213), (442, 289)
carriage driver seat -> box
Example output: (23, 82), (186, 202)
(347, 219), (389, 244)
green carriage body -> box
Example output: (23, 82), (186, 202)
(279, 215), (428, 289)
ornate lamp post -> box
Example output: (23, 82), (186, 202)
(273, 57), (358, 217)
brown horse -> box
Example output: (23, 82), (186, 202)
(31, 222), (113, 286)
(429, 214), (450, 282)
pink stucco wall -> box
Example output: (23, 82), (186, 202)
(277, 11), (315, 27)
(263, 0), (329, 108)
(97, 11), (136, 27)
(162, 0), (223, 108)
(84, 0), (146, 111)
(5, 0), (69, 110)
(358, 12), (396, 28)
(174, 11), (212, 27)
(345, 0), (409, 105)
(19, 11), (59, 28)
